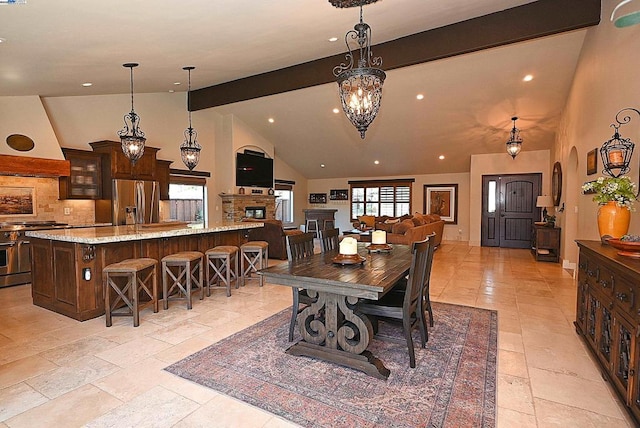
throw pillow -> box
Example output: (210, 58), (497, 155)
(376, 223), (394, 233)
(392, 219), (414, 235)
(424, 214), (441, 223)
(411, 217), (422, 226)
(384, 218), (401, 224)
(357, 215), (375, 227)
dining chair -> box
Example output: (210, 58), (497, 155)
(286, 232), (316, 341)
(391, 232), (437, 333)
(318, 228), (340, 253)
(357, 236), (434, 368)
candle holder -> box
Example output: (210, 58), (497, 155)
(600, 108), (638, 178)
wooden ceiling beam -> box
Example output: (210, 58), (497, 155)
(0, 154), (70, 177)
(190, 0), (600, 111)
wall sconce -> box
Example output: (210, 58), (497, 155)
(600, 108), (637, 177)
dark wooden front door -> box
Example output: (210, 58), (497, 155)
(481, 173), (541, 248)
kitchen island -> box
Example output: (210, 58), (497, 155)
(26, 222), (262, 321)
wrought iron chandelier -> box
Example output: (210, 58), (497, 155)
(332, 1), (385, 139)
(600, 108), (637, 177)
(506, 116), (523, 159)
(117, 63), (146, 164)
(180, 66), (201, 171)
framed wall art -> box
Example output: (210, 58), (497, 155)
(329, 189), (349, 200)
(423, 184), (458, 224)
(0, 186), (35, 216)
(309, 193), (327, 204)
(586, 148), (598, 175)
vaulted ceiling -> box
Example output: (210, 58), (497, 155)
(0, 0), (600, 178)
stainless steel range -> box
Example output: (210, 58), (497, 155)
(0, 221), (69, 287)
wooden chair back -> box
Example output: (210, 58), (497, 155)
(318, 228), (340, 253)
(286, 232), (315, 261)
(403, 237), (432, 316)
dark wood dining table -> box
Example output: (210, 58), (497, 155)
(259, 243), (413, 379)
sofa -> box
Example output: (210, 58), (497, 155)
(242, 219), (303, 259)
(355, 213), (444, 248)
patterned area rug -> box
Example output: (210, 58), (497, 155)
(165, 302), (497, 428)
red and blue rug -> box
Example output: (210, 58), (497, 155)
(165, 302), (497, 427)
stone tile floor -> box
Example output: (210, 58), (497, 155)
(0, 242), (634, 427)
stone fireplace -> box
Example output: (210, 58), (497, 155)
(219, 194), (276, 223)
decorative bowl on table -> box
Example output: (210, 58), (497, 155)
(608, 237), (640, 258)
(332, 253), (366, 265)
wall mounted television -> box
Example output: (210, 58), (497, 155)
(235, 152), (274, 188)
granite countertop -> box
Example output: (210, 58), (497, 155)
(25, 222), (263, 244)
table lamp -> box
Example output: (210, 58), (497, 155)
(536, 195), (554, 222)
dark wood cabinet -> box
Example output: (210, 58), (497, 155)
(157, 159), (172, 200)
(59, 148), (102, 199)
(576, 241), (640, 425)
(531, 225), (560, 262)
(90, 140), (159, 182)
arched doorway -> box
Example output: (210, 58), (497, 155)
(563, 147), (579, 269)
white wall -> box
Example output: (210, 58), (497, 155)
(555, 0), (640, 264)
(0, 96), (63, 159)
(469, 149), (551, 246)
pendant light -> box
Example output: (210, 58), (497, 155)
(332, 1), (385, 139)
(506, 116), (523, 159)
(117, 63), (146, 164)
(180, 66), (201, 171)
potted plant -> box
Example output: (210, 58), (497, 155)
(582, 176), (637, 241)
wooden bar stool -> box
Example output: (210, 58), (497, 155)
(240, 241), (268, 287)
(205, 246), (239, 297)
(103, 258), (158, 327)
(323, 219), (335, 230)
(162, 251), (204, 310)
(305, 219), (319, 237)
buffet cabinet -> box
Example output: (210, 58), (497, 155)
(576, 241), (640, 424)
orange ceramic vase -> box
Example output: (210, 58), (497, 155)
(597, 201), (630, 240)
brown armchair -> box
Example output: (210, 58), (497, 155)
(243, 219), (303, 260)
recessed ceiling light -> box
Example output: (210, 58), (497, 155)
(439, 155), (445, 160)
(374, 160), (380, 165)
(169, 89), (175, 93)
(332, 108), (340, 114)
(320, 164), (325, 168)
(523, 74), (534, 82)
(416, 94), (424, 100)
(328, 37), (338, 42)
(0, 38), (6, 44)
(81, 82), (92, 87)
(173, 82), (181, 85)
(268, 118), (275, 123)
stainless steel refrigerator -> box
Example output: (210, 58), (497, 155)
(112, 179), (159, 225)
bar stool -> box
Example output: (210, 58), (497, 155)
(240, 241), (268, 287)
(162, 251), (204, 310)
(205, 246), (239, 297)
(305, 219), (319, 237)
(323, 219), (335, 230)
(103, 258), (158, 327)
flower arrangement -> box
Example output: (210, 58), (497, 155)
(582, 176), (637, 209)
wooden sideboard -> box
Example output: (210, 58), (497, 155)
(575, 240), (640, 424)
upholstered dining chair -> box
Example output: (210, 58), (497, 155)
(286, 232), (316, 341)
(357, 236), (434, 368)
(318, 228), (340, 253)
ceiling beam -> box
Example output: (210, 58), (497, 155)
(190, 0), (601, 111)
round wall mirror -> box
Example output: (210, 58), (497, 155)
(6, 134), (35, 152)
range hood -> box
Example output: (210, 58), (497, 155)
(0, 154), (70, 177)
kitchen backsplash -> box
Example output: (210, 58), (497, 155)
(0, 176), (96, 225)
